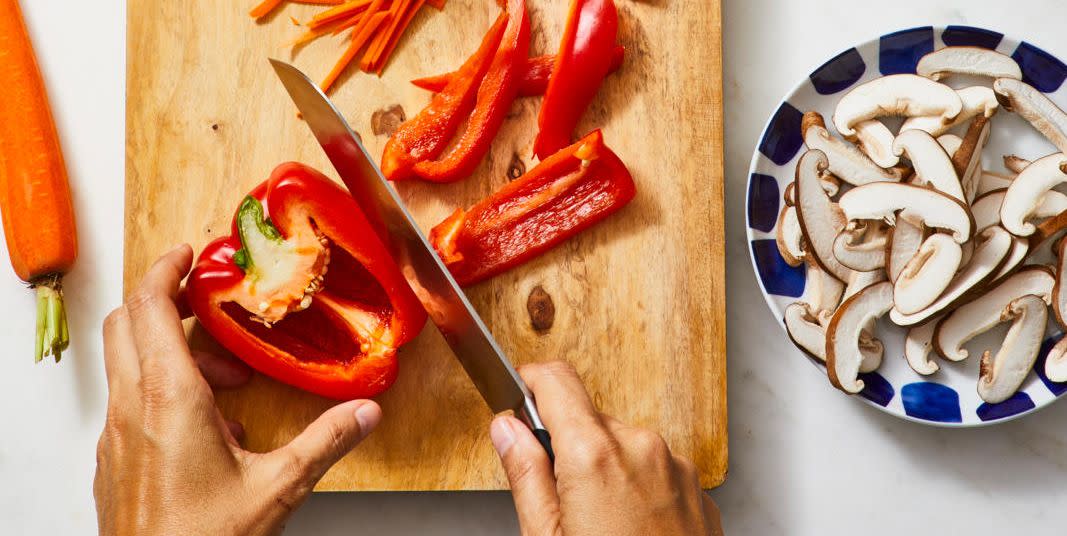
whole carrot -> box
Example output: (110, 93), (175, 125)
(0, 0), (78, 363)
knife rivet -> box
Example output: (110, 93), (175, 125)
(527, 285), (555, 332)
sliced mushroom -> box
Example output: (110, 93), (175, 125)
(977, 294), (1047, 404)
(904, 320), (942, 375)
(994, 78), (1067, 155)
(833, 74), (963, 137)
(776, 206), (806, 267)
(849, 119), (900, 168)
(833, 221), (888, 272)
(934, 266), (1054, 361)
(1052, 238), (1067, 329)
(886, 217), (926, 282)
(890, 226), (1014, 326)
(785, 302), (882, 371)
(894, 233), (963, 314)
(1004, 154), (1031, 175)
(801, 111), (901, 185)
(843, 268), (887, 301)
(783, 182), (795, 206)
(937, 133), (963, 155)
(951, 116), (991, 203)
(916, 46), (1022, 81)
(827, 281), (894, 394)
(977, 170), (1015, 196)
(794, 150), (853, 281)
(972, 188), (1067, 231)
(893, 129), (964, 201)
(902, 86), (999, 137)
(1044, 336), (1067, 383)
(1000, 153), (1067, 236)
(800, 262), (845, 321)
(994, 237), (1031, 282)
(838, 182), (974, 243)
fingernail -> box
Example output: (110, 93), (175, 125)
(353, 401), (382, 439)
(490, 416), (516, 456)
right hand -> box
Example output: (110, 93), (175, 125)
(490, 361), (723, 535)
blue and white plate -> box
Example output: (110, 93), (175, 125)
(746, 26), (1067, 426)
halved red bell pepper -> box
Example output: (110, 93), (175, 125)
(410, 45), (625, 97)
(381, 0), (529, 183)
(187, 163), (427, 400)
(532, 0), (618, 159)
(429, 130), (634, 285)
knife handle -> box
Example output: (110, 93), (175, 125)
(532, 427), (555, 464)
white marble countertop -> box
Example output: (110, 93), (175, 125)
(5, 0), (1067, 533)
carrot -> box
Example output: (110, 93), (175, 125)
(293, 0), (345, 4)
(373, 0), (425, 75)
(308, 0), (373, 29)
(320, 8), (389, 92)
(360, 0), (407, 71)
(330, 10), (373, 35)
(249, 0), (285, 19)
(0, 0), (77, 363)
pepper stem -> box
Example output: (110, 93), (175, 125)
(34, 275), (69, 363)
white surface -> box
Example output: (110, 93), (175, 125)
(5, 0), (1067, 534)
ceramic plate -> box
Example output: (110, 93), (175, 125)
(746, 26), (1067, 426)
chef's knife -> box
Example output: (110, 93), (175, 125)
(269, 59), (553, 461)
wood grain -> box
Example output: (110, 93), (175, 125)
(125, 0), (726, 490)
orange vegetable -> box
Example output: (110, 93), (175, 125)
(372, 0), (426, 74)
(0, 0), (78, 363)
(320, 7), (389, 93)
(249, 0), (285, 19)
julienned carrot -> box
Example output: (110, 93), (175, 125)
(308, 0), (372, 28)
(331, 10), (373, 35)
(374, 0), (426, 74)
(360, 0), (407, 71)
(0, 0), (77, 363)
(250, 0), (285, 18)
(320, 8), (389, 92)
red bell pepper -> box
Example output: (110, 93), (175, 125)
(410, 45), (625, 97)
(381, 0), (529, 183)
(532, 0), (618, 159)
(429, 130), (635, 285)
(187, 163), (427, 400)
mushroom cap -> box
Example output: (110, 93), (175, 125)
(833, 221), (888, 272)
(833, 74), (962, 137)
(904, 320), (942, 375)
(838, 182), (974, 243)
(951, 116), (992, 203)
(971, 188), (1067, 232)
(1000, 153), (1067, 236)
(977, 170), (1015, 197)
(994, 78), (1067, 155)
(802, 111), (901, 185)
(934, 266), (1054, 361)
(977, 294), (1047, 404)
(785, 302), (882, 370)
(843, 268), (888, 302)
(776, 205), (806, 267)
(885, 217), (927, 282)
(893, 233), (963, 315)
(850, 120), (900, 168)
(1004, 154), (1031, 175)
(916, 46), (1023, 81)
(890, 226), (1015, 326)
(794, 150), (853, 281)
(902, 86), (999, 137)
(1044, 336), (1067, 383)
(893, 129), (964, 202)
(800, 262), (845, 318)
(1052, 238), (1067, 329)
(826, 281), (894, 394)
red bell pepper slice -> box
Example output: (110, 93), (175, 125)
(381, 0), (529, 183)
(429, 130), (635, 285)
(410, 45), (625, 97)
(187, 163), (427, 400)
(532, 0), (618, 159)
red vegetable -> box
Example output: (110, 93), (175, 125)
(381, 0), (529, 183)
(187, 163), (426, 400)
(430, 130), (634, 285)
(411, 45), (625, 97)
(532, 0), (618, 159)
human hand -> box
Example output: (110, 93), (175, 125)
(490, 361), (723, 536)
(94, 245), (382, 535)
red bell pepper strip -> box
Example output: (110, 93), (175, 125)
(532, 0), (618, 159)
(380, 13), (507, 180)
(429, 130), (635, 285)
(187, 163), (427, 400)
(410, 45), (625, 96)
(382, 0), (530, 183)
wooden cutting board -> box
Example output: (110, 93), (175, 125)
(125, 0), (726, 490)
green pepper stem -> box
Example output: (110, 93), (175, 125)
(34, 276), (69, 363)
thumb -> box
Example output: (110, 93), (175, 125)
(265, 400), (382, 499)
(490, 416), (561, 535)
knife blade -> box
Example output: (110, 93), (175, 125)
(269, 59), (553, 460)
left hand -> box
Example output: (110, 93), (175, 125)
(93, 244), (382, 535)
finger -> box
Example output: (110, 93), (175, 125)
(702, 493), (725, 536)
(518, 361), (609, 445)
(599, 412), (627, 434)
(176, 286), (193, 320)
(102, 306), (140, 394)
(490, 415), (561, 535)
(192, 350), (253, 389)
(126, 245), (200, 383)
(266, 400), (381, 493)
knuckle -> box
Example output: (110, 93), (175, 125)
(630, 429), (671, 460)
(102, 307), (129, 333)
(505, 456), (541, 488)
(125, 291), (160, 313)
(566, 434), (621, 472)
(674, 456), (699, 480)
(523, 360), (578, 385)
